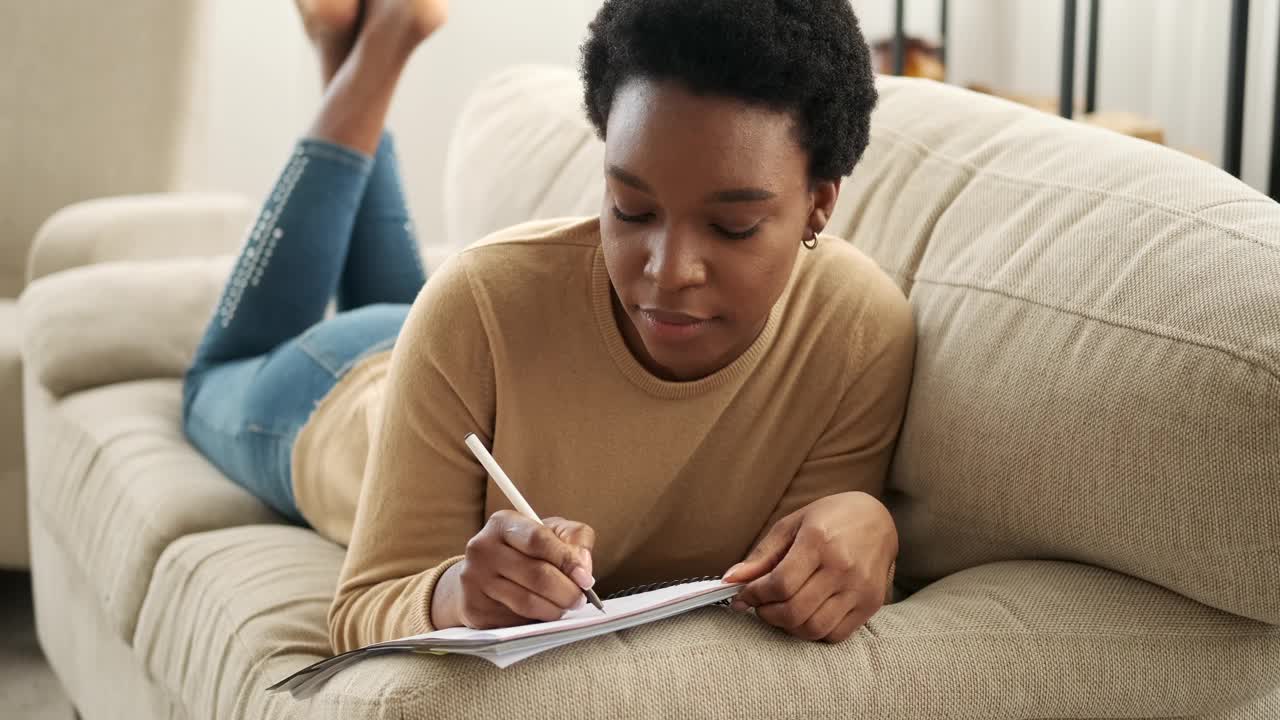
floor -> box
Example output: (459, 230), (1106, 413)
(1, 571), (73, 719)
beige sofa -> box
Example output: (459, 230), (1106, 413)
(20, 67), (1280, 719)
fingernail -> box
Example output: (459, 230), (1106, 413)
(730, 599), (749, 612)
(571, 567), (595, 589)
(579, 548), (593, 576)
(723, 563), (744, 581)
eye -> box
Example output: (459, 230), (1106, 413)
(612, 206), (654, 224)
(712, 224), (760, 240)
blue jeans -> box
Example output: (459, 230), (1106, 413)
(183, 134), (426, 522)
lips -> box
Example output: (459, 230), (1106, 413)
(636, 307), (715, 343)
(639, 307), (710, 325)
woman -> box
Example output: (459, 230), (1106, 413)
(183, 0), (915, 655)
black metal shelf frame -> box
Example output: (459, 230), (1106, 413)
(890, 0), (1280, 201)
(1226, 0), (1250, 178)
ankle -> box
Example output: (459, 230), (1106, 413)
(348, 30), (418, 77)
(320, 45), (352, 87)
(355, 22), (427, 69)
(360, 1), (442, 56)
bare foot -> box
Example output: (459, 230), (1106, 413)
(302, 0), (446, 155)
(295, 0), (363, 84)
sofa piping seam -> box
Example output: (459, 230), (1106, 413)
(870, 126), (1277, 254)
(912, 276), (1280, 385)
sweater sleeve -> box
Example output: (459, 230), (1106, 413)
(757, 281), (916, 606)
(327, 253), (495, 653)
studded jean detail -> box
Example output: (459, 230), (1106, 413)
(182, 133), (426, 520)
(218, 153), (307, 328)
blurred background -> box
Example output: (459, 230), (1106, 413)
(2, 0), (1278, 296)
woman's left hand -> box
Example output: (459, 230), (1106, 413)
(722, 491), (897, 643)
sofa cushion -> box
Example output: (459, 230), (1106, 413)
(444, 65), (605, 249)
(846, 79), (1280, 625)
(133, 524), (1279, 720)
(27, 378), (279, 643)
(0, 299), (27, 568)
(19, 256), (233, 398)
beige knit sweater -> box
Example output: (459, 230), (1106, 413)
(292, 217), (915, 653)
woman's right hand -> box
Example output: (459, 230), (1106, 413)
(431, 510), (597, 629)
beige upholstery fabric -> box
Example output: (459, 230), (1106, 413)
(134, 524), (1280, 719)
(25, 191), (454, 286)
(848, 80), (1280, 625)
(26, 378), (280, 643)
(444, 66), (605, 248)
(20, 256), (234, 398)
(134, 526), (342, 720)
(28, 508), (187, 720)
(1207, 685), (1280, 720)
(26, 193), (255, 285)
(0, 299), (27, 568)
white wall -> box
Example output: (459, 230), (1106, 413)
(175, 0), (607, 250)
(175, 0), (1278, 252)
(996, 0), (1277, 192)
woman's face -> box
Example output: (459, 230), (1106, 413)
(601, 78), (839, 381)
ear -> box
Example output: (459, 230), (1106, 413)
(808, 178), (841, 236)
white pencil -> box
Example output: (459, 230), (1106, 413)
(464, 433), (606, 613)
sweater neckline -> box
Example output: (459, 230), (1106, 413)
(590, 246), (791, 400)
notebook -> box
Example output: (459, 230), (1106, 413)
(268, 577), (742, 698)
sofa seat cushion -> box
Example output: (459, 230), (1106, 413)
(0, 298), (27, 568)
(132, 526), (1280, 720)
(28, 378), (280, 643)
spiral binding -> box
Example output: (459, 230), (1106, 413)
(604, 575), (731, 606)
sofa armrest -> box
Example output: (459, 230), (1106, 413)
(26, 193), (253, 284)
(20, 256), (234, 398)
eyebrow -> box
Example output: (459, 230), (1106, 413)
(607, 165), (777, 204)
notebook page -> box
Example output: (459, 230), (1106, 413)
(272, 580), (742, 695)
(461, 585), (743, 668)
(419, 579), (737, 646)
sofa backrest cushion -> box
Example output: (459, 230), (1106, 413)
(448, 65), (1280, 624)
(19, 256), (232, 398)
(443, 66), (605, 251)
(858, 78), (1280, 625)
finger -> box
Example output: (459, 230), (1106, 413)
(543, 517), (597, 576)
(491, 543), (584, 611)
(543, 517), (597, 553)
(797, 591), (858, 641)
(483, 575), (569, 623)
(736, 527), (824, 607)
(753, 569), (842, 634)
(824, 606), (875, 644)
(723, 514), (799, 583)
(496, 512), (595, 589)
(458, 580), (526, 629)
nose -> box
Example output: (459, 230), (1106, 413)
(644, 224), (707, 292)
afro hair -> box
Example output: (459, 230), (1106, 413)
(580, 0), (878, 181)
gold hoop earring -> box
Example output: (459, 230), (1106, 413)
(802, 229), (819, 250)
